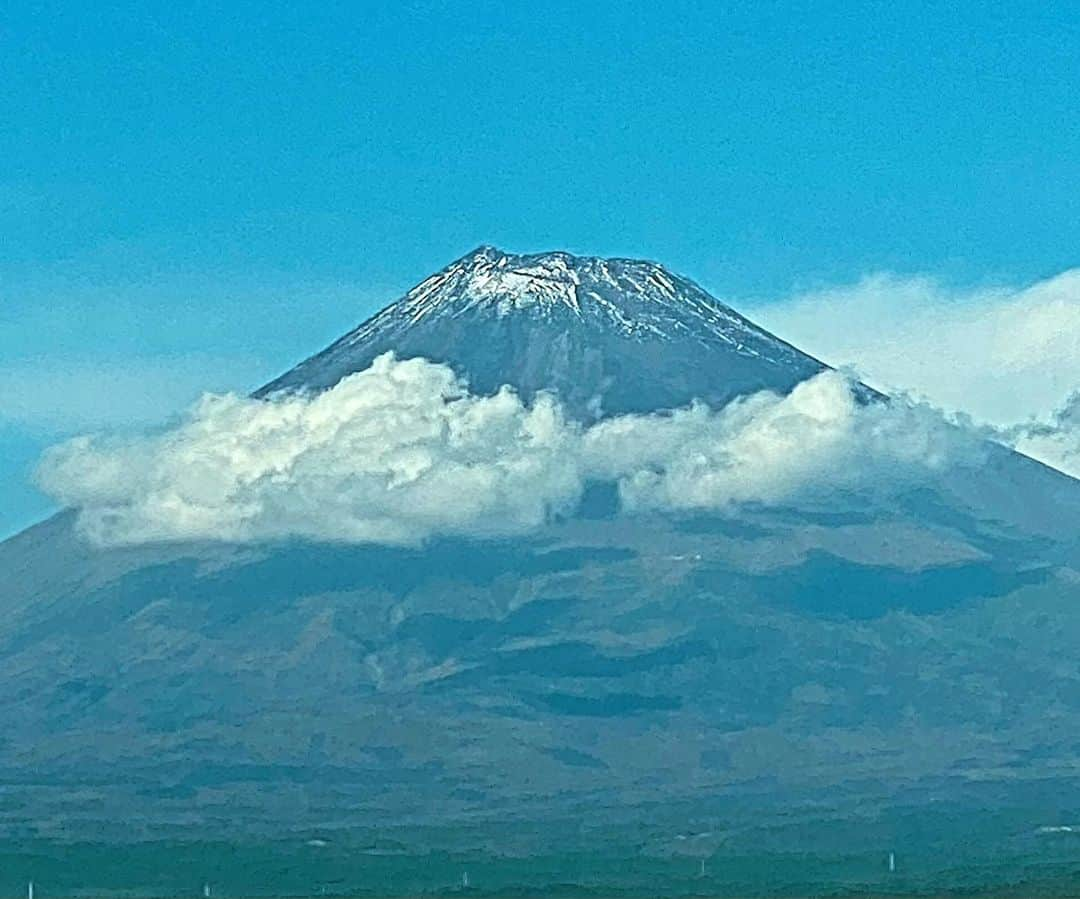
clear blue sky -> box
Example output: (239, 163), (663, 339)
(2, 0), (1078, 537)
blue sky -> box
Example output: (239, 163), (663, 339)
(2, 0), (1078, 537)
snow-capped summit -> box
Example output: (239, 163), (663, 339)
(398, 245), (706, 326)
(257, 246), (830, 418)
(394, 246), (762, 336)
(402, 245), (593, 318)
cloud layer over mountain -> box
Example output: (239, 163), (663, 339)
(38, 354), (982, 547)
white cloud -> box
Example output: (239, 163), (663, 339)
(752, 269), (1080, 428)
(38, 354), (584, 546)
(1003, 392), (1080, 480)
(37, 354), (978, 547)
(584, 373), (979, 513)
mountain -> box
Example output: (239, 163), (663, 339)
(2, 248), (1080, 895)
(256, 246), (835, 417)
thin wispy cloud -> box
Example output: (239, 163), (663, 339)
(0, 355), (266, 434)
(1003, 392), (1080, 480)
(753, 269), (1080, 429)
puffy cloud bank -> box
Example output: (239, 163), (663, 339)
(581, 375), (972, 512)
(38, 354), (980, 547)
(38, 355), (582, 546)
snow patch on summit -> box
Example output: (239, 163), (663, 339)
(403, 249), (585, 320)
(388, 245), (770, 344)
